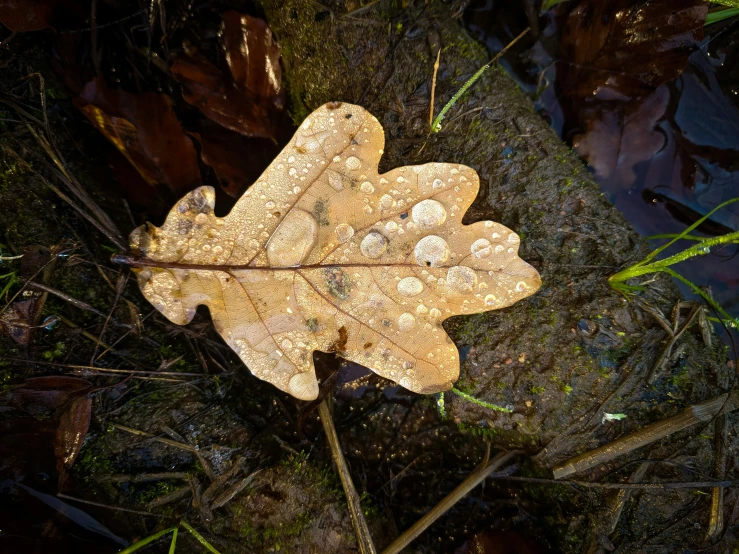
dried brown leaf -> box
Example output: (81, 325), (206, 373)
(123, 102), (541, 400)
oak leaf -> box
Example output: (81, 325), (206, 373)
(121, 102), (541, 400)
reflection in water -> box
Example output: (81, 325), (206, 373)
(465, 2), (739, 322)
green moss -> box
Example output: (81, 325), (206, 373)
(281, 452), (342, 497)
(42, 341), (65, 361)
(75, 435), (115, 484)
(668, 364), (692, 392)
(134, 479), (183, 505)
(458, 422), (498, 440)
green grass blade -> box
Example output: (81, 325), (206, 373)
(431, 27), (529, 133)
(648, 230), (739, 270)
(181, 520), (222, 554)
(118, 527), (178, 554)
(706, 7), (739, 25)
(168, 527), (179, 554)
(710, 0), (739, 8)
(658, 268), (738, 327)
(431, 64), (489, 133)
(647, 233), (707, 242)
(0, 272), (17, 300)
(640, 197), (739, 265)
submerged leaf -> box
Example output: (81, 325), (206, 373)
(170, 12), (284, 140)
(559, 0), (708, 99)
(9, 376), (91, 413)
(121, 102), (541, 400)
(14, 481), (127, 546)
(75, 77), (202, 197)
(0, 298), (36, 346)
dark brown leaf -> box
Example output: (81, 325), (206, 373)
(75, 77), (202, 197)
(0, 0), (85, 32)
(0, 299), (36, 346)
(559, 0), (708, 99)
(54, 395), (92, 487)
(0, 0), (53, 32)
(221, 11), (284, 110)
(573, 85), (671, 187)
(192, 124), (281, 198)
(9, 376), (91, 413)
(170, 12), (284, 140)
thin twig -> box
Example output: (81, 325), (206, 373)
(110, 423), (199, 453)
(57, 493), (167, 518)
(3, 357), (208, 377)
(91, 271), (126, 364)
(553, 391), (739, 479)
(26, 281), (134, 329)
(318, 399), (377, 554)
(705, 415), (728, 543)
(429, 47), (441, 130)
(147, 486), (192, 509)
(488, 474), (739, 490)
(381, 449), (516, 554)
(100, 472), (189, 483)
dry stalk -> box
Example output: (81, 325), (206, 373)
(318, 399), (377, 554)
(382, 449), (516, 554)
(705, 415), (728, 544)
(429, 47), (441, 129)
(554, 392), (739, 479)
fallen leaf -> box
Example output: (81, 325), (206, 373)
(75, 77), (202, 198)
(0, 0), (85, 32)
(170, 11), (284, 140)
(9, 376), (91, 413)
(573, 85), (671, 186)
(14, 481), (127, 546)
(55, 395), (92, 487)
(193, 124), (283, 198)
(0, 298), (36, 346)
(558, 0), (708, 99)
(0, 0), (53, 32)
(121, 102), (541, 400)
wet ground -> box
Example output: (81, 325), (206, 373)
(1, 1), (738, 553)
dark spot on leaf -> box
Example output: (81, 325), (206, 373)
(306, 317), (319, 332)
(324, 267), (351, 299)
(400, 212), (408, 219)
(363, 342), (373, 349)
(382, 319), (391, 327)
(345, 113), (352, 119)
(330, 325), (348, 353)
(313, 199), (329, 226)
